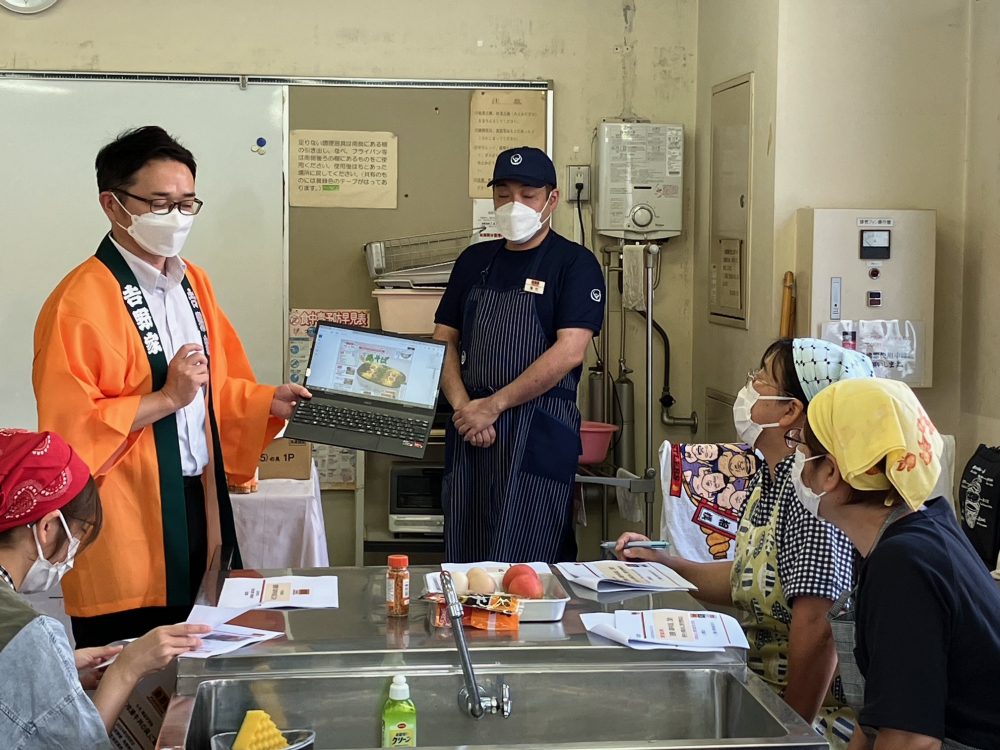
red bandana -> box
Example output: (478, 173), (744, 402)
(0, 430), (91, 533)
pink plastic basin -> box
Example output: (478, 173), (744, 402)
(578, 421), (619, 465)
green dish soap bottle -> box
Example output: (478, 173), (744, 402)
(382, 675), (416, 747)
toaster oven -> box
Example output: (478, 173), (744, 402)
(388, 463), (444, 536)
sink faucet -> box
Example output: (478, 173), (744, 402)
(440, 571), (512, 720)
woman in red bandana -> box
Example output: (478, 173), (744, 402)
(0, 429), (210, 749)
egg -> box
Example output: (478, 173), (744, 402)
(449, 571), (469, 596)
(466, 566), (497, 595)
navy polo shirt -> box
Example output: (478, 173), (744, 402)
(434, 230), (605, 345)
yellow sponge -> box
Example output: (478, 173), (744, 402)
(231, 710), (290, 750)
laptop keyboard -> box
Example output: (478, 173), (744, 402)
(295, 402), (430, 441)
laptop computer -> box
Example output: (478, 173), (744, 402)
(284, 322), (446, 459)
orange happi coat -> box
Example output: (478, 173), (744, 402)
(33, 247), (283, 617)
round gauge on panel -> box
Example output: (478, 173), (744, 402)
(0, 0), (61, 13)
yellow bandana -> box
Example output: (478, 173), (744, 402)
(808, 378), (942, 509)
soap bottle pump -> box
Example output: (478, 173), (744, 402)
(382, 675), (416, 747)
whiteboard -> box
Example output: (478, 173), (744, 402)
(0, 79), (286, 429)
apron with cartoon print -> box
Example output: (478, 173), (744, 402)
(731, 481), (855, 748)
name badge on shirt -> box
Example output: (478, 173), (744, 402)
(524, 278), (546, 294)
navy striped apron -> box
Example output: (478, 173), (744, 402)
(443, 243), (582, 564)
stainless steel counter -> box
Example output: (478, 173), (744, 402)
(159, 567), (827, 750)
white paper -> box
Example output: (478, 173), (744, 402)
(556, 561), (696, 593)
(217, 575), (339, 610)
(580, 609), (748, 652)
(472, 199), (502, 243)
(182, 623), (283, 659)
(186, 604), (253, 629)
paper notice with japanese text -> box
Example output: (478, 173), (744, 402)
(108, 662), (176, 750)
(472, 199), (502, 243)
(469, 89), (547, 198)
(291, 129), (397, 208)
(181, 624), (283, 659)
(288, 309), (368, 489)
(556, 561), (696, 593)
(580, 609), (748, 652)
(217, 575), (339, 610)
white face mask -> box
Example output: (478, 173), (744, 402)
(18, 512), (80, 595)
(495, 199), (551, 244)
(732, 382), (793, 447)
(791, 448), (827, 518)
(114, 194), (194, 258)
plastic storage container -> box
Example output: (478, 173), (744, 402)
(211, 729), (315, 750)
(578, 421), (619, 465)
(372, 288), (445, 335)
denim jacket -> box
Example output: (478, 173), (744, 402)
(0, 585), (110, 750)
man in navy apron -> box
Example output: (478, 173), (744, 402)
(434, 147), (605, 563)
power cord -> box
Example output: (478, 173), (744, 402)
(576, 183), (586, 248)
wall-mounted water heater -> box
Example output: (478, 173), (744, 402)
(595, 122), (683, 240)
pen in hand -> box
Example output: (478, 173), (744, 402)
(600, 540), (670, 550)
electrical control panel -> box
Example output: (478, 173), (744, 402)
(594, 122), (683, 240)
(795, 209), (936, 387)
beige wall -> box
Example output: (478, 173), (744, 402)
(2, 0), (698, 560)
(694, 0), (971, 440)
(774, 0), (969, 435)
(693, 0), (781, 424)
(960, 0), (1000, 463)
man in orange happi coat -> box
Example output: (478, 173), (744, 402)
(33, 126), (310, 648)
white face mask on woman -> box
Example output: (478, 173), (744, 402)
(18, 512), (80, 595)
(732, 382), (794, 447)
(494, 199), (551, 244)
(114, 194), (194, 258)
(790, 448), (827, 518)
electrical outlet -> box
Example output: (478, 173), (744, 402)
(566, 165), (591, 202)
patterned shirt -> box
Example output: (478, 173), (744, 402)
(741, 454), (856, 601)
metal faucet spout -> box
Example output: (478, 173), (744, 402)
(441, 570), (487, 718)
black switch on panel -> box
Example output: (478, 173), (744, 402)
(867, 291), (882, 307)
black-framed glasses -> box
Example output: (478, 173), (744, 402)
(116, 189), (204, 216)
(784, 428), (807, 450)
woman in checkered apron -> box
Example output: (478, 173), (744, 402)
(617, 338), (873, 748)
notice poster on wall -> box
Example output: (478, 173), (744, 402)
(288, 309), (370, 489)
(472, 199), (502, 243)
(290, 129), (398, 209)
(469, 89), (547, 198)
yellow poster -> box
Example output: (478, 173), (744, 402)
(469, 90), (547, 198)
(290, 129), (397, 209)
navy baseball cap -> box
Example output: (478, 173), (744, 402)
(487, 146), (557, 189)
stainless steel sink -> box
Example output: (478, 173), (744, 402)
(173, 665), (826, 750)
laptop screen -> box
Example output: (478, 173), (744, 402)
(306, 324), (445, 410)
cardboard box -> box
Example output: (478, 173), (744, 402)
(259, 438), (312, 480)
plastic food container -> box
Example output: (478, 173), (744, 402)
(425, 565), (571, 623)
(372, 288), (445, 335)
(211, 729), (315, 750)
(579, 421), (619, 465)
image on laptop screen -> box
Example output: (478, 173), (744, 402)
(306, 326), (444, 410)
